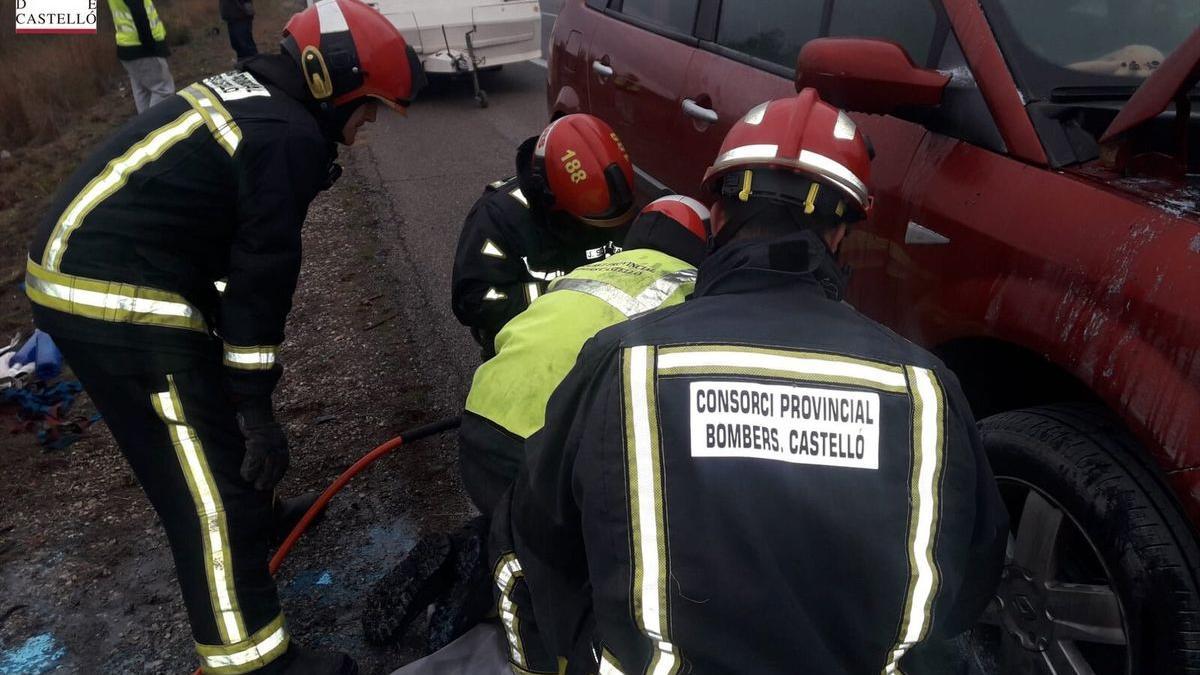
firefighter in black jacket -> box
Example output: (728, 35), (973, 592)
(25, 1), (425, 672)
(491, 90), (1009, 674)
(451, 114), (637, 358)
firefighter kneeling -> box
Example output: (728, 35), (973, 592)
(490, 90), (1010, 674)
(363, 197), (709, 653)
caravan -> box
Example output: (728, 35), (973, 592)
(370, 0), (543, 106)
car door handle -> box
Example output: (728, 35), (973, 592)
(592, 60), (614, 77)
(682, 99), (718, 124)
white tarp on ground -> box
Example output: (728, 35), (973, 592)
(390, 623), (512, 675)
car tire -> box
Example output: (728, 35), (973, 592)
(978, 403), (1200, 674)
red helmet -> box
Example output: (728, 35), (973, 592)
(639, 195), (710, 242)
(531, 115), (636, 228)
(283, 0), (426, 111)
(701, 89), (872, 236)
(626, 195), (710, 266)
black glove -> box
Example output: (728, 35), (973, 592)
(237, 398), (289, 491)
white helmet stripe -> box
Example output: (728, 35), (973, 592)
(534, 117), (568, 158)
(650, 195), (711, 221)
(797, 150), (868, 207)
(316, 0), (349, 34)
(711, 144), (780, 172)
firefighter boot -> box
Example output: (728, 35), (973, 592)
(274, 491), (324, 543)
(428, 516), (493, 652)
(269, 643), (358, 674)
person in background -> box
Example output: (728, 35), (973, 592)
(108, 0), (175, 112)
(221, 0), (259, 62)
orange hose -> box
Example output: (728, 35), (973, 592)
(192, 416), (461, 674)
(270, 434), (406, 573)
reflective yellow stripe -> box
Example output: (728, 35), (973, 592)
(883, 367), (946, 673)
(196, 613), (290, 674)
(222, 344), (278, 371)
(151, 375), (248, 644)
(599, 648), (624, 675)
(26, 258), (208, 332)
(656, 345), (908, 394)
(622, 345), (680, 675)
(42, 110), (206, 271)
(179, 83), (242, 156)
(494, 553), (530, 670)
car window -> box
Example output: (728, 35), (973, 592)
(715, 0), (823, 69)
(617, 0), (701, 34)
(827, 0), (938, 66)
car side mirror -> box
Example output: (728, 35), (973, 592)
(796, 38), (950, 115)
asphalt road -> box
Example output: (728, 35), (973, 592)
(348, 62), (552, 407)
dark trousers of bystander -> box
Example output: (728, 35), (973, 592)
(226, 18), (258, 61)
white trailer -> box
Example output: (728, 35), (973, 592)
(368, 0), (542, 107)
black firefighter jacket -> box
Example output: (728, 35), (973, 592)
(451, 176), (626, 355)
(496, 231), (1009, 674)
(27, 61), (333, 400)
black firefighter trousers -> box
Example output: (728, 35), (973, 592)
(55, 338), (290, 674)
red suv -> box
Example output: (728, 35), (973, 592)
(548, 1), (1200, 673)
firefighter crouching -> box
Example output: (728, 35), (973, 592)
(25, 1), (425, 672)
(460, 195), (710, 513)
(362, 198), (710, 652)
(451, 114), (638, 359)
(490, 90), (1010, 674)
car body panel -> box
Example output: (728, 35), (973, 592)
(549, 0), (1200, 526)
(897, 135), (1200, 515)
(942, 0), (1047, 164)
(585, 13), (697, 189)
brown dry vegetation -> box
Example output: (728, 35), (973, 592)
(0, 0), (298, 341)
(0, 0), (220, 148)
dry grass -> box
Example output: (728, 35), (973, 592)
(0, 0), (223, 148)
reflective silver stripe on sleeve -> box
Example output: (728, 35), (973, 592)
(484, 288), (508, 301)
(551, 269), (695, 318)
(223, 345), (279, 370)
(510, 188), (529, 208)
(494, 554), (529, 668)
(524, 283), (541, 303)
(521, 257), (566, 282)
